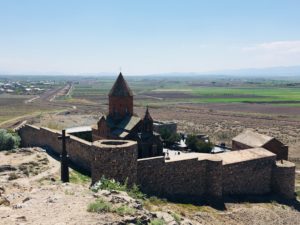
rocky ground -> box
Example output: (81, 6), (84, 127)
(1, 148), (300, 225)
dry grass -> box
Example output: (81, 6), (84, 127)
(144, 196), (216, 217)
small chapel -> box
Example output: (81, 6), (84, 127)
(92, 73), (163, 158)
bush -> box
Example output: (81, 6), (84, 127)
(87, 198), (136, 215)
(186, 134), (213, 153)
(171, 212), (181, 224)
(91, 176), (145, 199)
(115, 205), (136, 216)
(0, 129), (20, 151)
(87, 198), (112, 213)
(159, 128), (181, 147)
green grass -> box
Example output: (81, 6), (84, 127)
(149, 219), (166, 225)
(144, 196), (215, 218)
(87, 199), (113, 213)
(114, 205), (136, 216)
(69, 170), (91, 184)
(171, 212), (181, 224)
(190, 87), (300, 103)
(71, 77), (300, 105)
(87, 198), (136, 216)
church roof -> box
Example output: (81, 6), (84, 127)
(108, 73), (133, 97)
(105, 115), (141, 139)
(143, 106), (153, 121)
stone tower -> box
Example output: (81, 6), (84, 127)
(142, 106), (153, 134)
(108, 73), (133, 119)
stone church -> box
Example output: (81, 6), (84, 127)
(92, 73), (163, 158)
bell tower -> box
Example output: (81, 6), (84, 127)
(108, 73), (133, 119)
(142, 106), (153, 134)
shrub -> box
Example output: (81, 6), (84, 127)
(87, 198), (136, 215)
(87, 198), (112, 213)
(159, 128), (181, 147)
(171, 212), (181, 224)
(91, 176), (145, 199)
(0, 129), (20, 151)
(186, 134), (213, 153)
(115, 205), (136, 216)
(91, 177), (126, 192)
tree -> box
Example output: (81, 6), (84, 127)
(159, 128), (181, 147)
(186, 134), (213, 153)
(0, 129), (20, 151)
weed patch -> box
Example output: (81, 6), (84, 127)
(87, 199), (112, 213)
(91, 176), (145, 199)
(69, 170), (91, 184)
(149, 218), (165, 225)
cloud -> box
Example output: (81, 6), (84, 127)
(243, 40), (300, 53)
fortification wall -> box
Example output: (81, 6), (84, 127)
(19, 125), (43, 147)
(19, 125), (62, 153)
(222, 156), (276, 195)
(19, 125), (295, 200)
(137, 157), (211, 198)
(91, 140), (138, 185)
(18, 125), (137, 183)
(206, 159), (223, 198)
(263, 139), (288, 160)
(272, 160), (295, 199)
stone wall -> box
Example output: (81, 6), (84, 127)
(18, 125), (137, 184)
(263, 139), (288, 160)
(19, 125), (62, 154)
(137, 150), (285, 199)
(206, 159), (223, 198)
(19, 124), (295, 200)
(109, 96), (133, 117)
(272, 160), (295, 199)
(137, 157), (221, 199)
(222, 156), (276, 195)
(91, 140), (138, 185)
(232, 139), (289, 160)
(19, 125), (92, 172)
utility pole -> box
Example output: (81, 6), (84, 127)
(58, 129), (70, 182)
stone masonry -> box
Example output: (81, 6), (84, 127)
(18, 124), (296, 200)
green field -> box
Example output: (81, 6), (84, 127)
(191, 87), (300, 103)
(70, 76), (300, 106)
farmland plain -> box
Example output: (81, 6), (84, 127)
(1, 75), (300, 161)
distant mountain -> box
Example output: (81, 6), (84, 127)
(208, 65), (300, 77)
(1, 65), (300, 77)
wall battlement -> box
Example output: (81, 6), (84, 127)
(18, 124), (296, 200)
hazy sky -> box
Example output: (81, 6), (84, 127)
(0, 0), (300, 75)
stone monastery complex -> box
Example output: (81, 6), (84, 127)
(18, 73), (296, 202)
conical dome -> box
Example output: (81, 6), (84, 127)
(108, 73), (133, 97)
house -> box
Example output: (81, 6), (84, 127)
(232, 130), (288, 160)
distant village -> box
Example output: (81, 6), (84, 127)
(0, 79), (55, 95)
